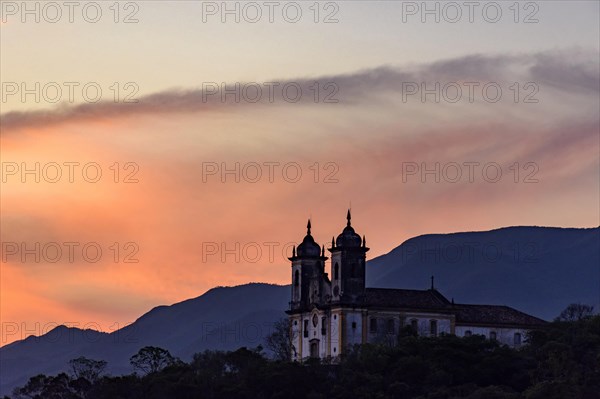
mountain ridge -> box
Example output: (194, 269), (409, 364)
(2, 226), (598, 396)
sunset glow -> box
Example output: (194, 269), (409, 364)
(1, 1), (599, 347)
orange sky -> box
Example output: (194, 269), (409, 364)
(2, 54), (599, 346)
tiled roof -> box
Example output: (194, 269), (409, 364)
(365, 288), (451, 310)
(363, 288), (546, 327)
(454, 304), (546, 327)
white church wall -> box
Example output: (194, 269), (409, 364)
(455, 325), (528, 347)
(318, 313), (328, 358)
(290, 315), (302, 361)
(343, 310), (364, 348)
(299, 316), (311, 359)
(364, 311), (453, 341)
(331, 311), (344, 356)
(294, 310), (337, 360)
(329, 312), (339, 357)
(402, 313), (453, 337)
(293, 313), (532, 361)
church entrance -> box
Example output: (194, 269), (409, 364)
(309, 340), (319, 358)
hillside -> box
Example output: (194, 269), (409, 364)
(2, 226), (598, 396)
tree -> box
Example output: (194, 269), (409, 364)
(68, 357), (107, 382)
(9, 317), (600, 398)
(264, 318), (293, 361)
(12, 374), (48, 399)
(12, 373), (77, 399)
(465, 385), (521, 399)
(129, 346), (178, 375)
(556, 303), (594, 322)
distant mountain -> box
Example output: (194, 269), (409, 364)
(0, 326), (108, 388)
(0, 283), (290, 396)
(2, 226), (598, 396)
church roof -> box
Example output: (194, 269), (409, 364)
(365, 288), (451, 310)
(296, 219), (323, 258)
(335, 210), (363, 248)
(364, 288), (546, 327)
(453, 304), (546, 327)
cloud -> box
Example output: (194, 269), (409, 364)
(2, 48), (598, 345)
(530, 49), (600, 93)
(2, 49), (598, 133)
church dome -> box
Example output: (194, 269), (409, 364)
(297, 220), (322, 257)
(335, 210), (362, 248)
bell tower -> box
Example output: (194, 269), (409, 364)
(289, 219), (328, 311)
(329, 210), (369, 304)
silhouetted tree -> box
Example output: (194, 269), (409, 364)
(12, 374), (48, 399)
(68, 357), (107, 382)
(8, 317), (600, 399)
(129, 346), (178, 375)
(556, 303), (594, 321)
(264, 318), (293, 361)
(12, 373), (77, 399)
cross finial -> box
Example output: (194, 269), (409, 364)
(346, 209), (351, 226)
(307, 219), (311, 235)
(292, 245), (296, 257)
(431, 275), (435, 290)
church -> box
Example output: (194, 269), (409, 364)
(286, 211), (546, 361)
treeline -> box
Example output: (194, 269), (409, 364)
(6, 315), (600, 399)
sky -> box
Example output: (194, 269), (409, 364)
(1, 1), (599, 345)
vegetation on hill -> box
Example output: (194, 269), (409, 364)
(6, 309), (599, 399)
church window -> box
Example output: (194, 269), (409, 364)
(334, 263), (339, 280)
(464, 330), (472, 337)
(294, 270), (299, 287)
(514, 333), (522, 346)
(321, 317), (327, 335)
(387, 319), (395, 334)
(490, 331), (497, 341)
(410, 319), (418, 332)
(352, 321), (357, 329)
(369, 318), (378, 333)
(303, 320), (309, 338)
(430, 320), (438, 337)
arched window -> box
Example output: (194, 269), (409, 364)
(303, 320), (309, 338)
(387, 319), (395, 334)
(294, 270), (299, 287)
(490, 331), (497, 341)
(369, 318), (378, 333)
(334, 263), (339, 280)
(464, 330), (472, 337)
(411, 319), (418, 333)
(430, 320), (438, 337)
(514, 332), (522, 346)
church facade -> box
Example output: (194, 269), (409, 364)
(286, 211), (546, 361)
